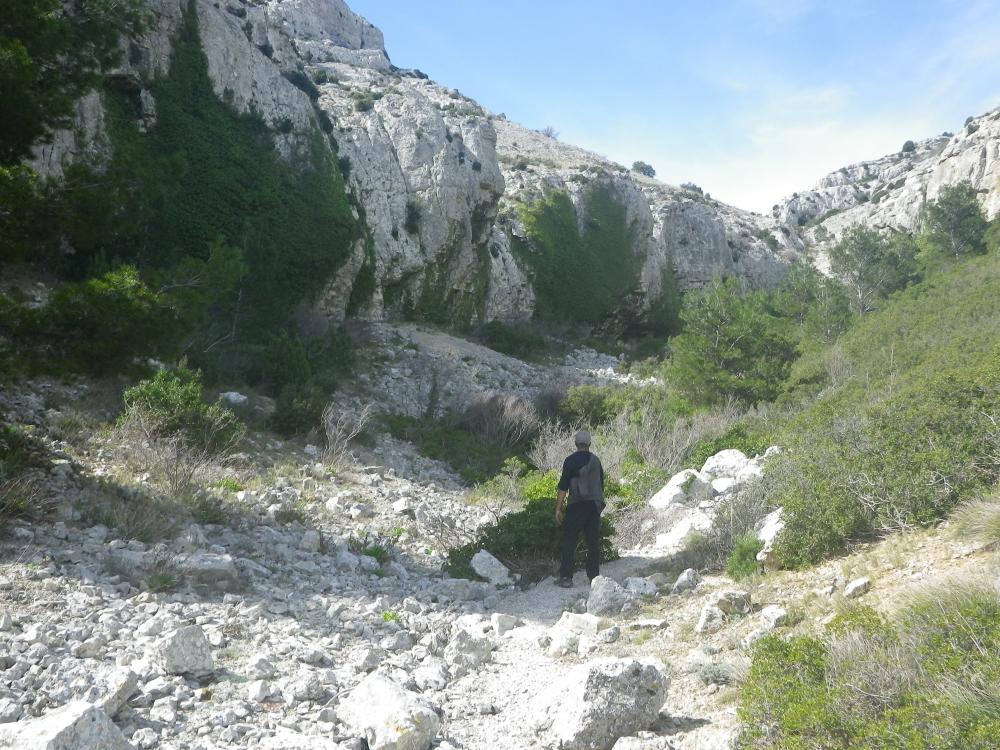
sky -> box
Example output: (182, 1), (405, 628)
(347, 0), (1000, 214)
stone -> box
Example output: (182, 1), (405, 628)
(154, 626), (214, 677)
(299, 530), (322, 553)
(552, 612), (604, 638)
(671, 568), (700, 595)
(700, 449), (749, 479)
(624, 577), (658, 597)
(490, 613), (518, 636)
(648, 469), (697, 510)
(761, 605), (788, 629)
(470, 550), (513, 586)
(339, 674), (440, 750)
(587, 576), (630, 616)
(612, 738), (675, 750)
(247, 654), (276, 679)
(844, 578), (871, 599)
(531, 658), (669, 750)
(695, 605), (727, 634)
(0, 702), (133, 750)
(710, 590), (752, 616)
(756, 508), (785, 568)
(95, 669), (138, 718)
(172, 552), (240, 591)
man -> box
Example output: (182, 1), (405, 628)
(554, 430), (605, 588)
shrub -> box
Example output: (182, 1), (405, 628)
(725, 534), (763, 580)
(444, 496), (617, 582)
(951, 492), (1000, 546)
(478, 320), (547, 359)
(774, 254), (1000, 567)
(459, 392), (540, 455)
(901, 140), (916, 153)
(738, 581), (1000, 749)
(631, 161), (656, 178)
(116, 365), (244, 500)
(0, 424), (45, 520)
(404, 200), (422, 234)
(514, 185), (660, 325)
(666, 276), (796, 406)
(120, 363), (241, 451)
(19, 266), (179, 375)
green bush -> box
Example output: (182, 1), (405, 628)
(120, 362), (241, 451)
(444, 495), (617, 583)
(773, 254), (1000, 567)
(16, 266), (179, 375)
(479, 320), (547, 359)
(666, 276), (796, 406)
(514, 185), (675, 326)
(738, 586), (1000, 749)
(725, 534), (763, 580)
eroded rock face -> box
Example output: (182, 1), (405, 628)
(530, 658), (669, 750)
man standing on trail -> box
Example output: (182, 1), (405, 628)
(553, 430), (605, 588)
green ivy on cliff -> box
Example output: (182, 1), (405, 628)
(514, 184), (664, 326)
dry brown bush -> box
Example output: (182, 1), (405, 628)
(322, 401), (374, 469)
(460, 392), (540, 454)
(113, 407), (244, 501)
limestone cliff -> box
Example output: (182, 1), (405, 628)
(32, 0), (800, 333)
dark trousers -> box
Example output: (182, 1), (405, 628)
(560, 501), (602, 580)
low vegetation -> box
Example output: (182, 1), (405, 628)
(740, 588), (1000, 748)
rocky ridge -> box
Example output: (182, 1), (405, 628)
(776, 108), (1000, 265)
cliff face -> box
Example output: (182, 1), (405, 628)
(32, 0), (800, 332)
(777, 109), (1000, 263)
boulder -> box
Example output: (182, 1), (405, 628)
(587, 576), (630, 616)
(648, 470), (698, 510)
(710, 590), (752, 616)
(172, 551), (240, 591)
(695, 605), (726, 634)
(0, 702), (133, 750)
(299, 530), (322, 553)
(490, 613), (518, 636)
(761, 605), (788, 629)
(844, 578), (871, 599)
(700, 449), (749, 479)
(624, 577), (658, 597)
(471, 550), (513, 586)
(755, 508), (785, 569)
(670, 568), (700, 595)
(531, 658), (669, 750)
(154, 626), (214, 677)
(339, 674), (440, 750)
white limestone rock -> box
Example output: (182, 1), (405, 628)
(671, 568), (701, 595)
(700, 449), (749, 480)
(0, 702), (133, 750)
(844, 578), (871, 599)
(530, 658), (669, 750)
(471, 549), (513, 586)
(154, 625), (214, 677)
(339, 674), (440, 750)
(587, 576), (631, 616)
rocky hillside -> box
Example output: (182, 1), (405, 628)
(32, 0), (798, 333)
(776, 107), (1000, 262)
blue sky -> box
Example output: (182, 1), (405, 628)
(348, 0), (1000, 213)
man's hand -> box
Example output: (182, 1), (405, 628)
(554, 490), (567, 526)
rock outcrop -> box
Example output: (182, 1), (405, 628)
(776, 109), (1000, 265)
